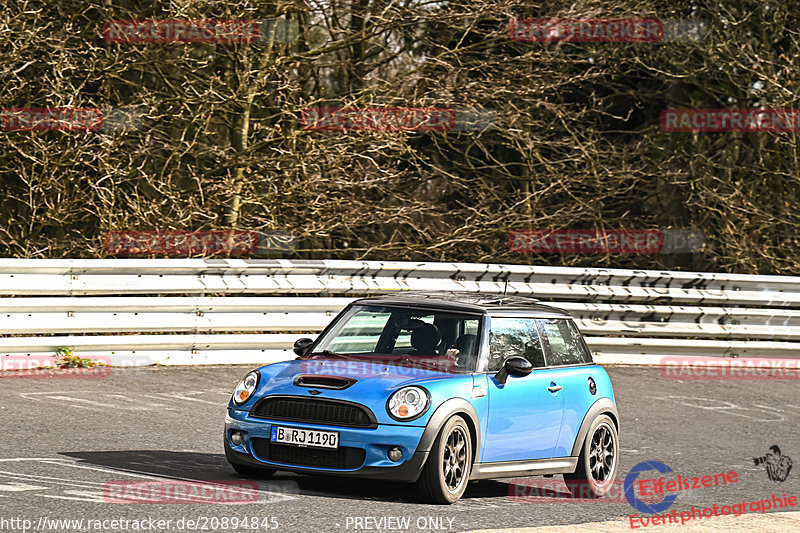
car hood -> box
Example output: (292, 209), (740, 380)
(236, 358), (475, 426)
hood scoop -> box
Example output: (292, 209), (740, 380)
(293, 374), (357, 390)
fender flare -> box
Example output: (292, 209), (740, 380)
(570, 397), (620, 457)
(417, 398), (481, 465)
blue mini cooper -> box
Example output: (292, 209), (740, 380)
(224, 293), (619, 503)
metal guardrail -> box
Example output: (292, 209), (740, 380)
(0, 259), (798, 366)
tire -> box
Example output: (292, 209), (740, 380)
(230, 462), (277, 479)
(417, 416), (472, 504)
(563, 414), (618, 499)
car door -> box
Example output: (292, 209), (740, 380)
(535, 318), (596, 457)
(481, 316), (565, 462)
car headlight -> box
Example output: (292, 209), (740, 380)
(387, 386), (430, 421)
(232, 371), (260, 405)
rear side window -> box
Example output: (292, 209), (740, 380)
(536, 318), (592, 365)
(488, 317), (546, 371)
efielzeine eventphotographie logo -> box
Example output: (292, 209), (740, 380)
(753, 445), (793, 482)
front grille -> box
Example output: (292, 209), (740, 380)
(250, 396), (376, 428)
(251, 438), (365, 469)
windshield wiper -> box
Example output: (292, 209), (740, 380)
(305, 350), (350, 359)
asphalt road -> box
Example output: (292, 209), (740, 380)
(0, 365), (797, 533)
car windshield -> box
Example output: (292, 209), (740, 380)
(307, 305), (482, 373)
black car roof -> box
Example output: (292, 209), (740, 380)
(352, 291), (571, 317)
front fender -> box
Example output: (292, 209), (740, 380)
(417, 397), (481, 466)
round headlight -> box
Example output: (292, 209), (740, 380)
(387, 386), (430, 421)
(232, 371), (259, 405)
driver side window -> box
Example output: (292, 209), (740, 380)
(488, 317), (546, 372)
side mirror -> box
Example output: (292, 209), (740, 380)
(293, 338), (314, 357)
(495, 356), (533, 385)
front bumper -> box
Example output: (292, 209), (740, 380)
(224, 408), (428, 483)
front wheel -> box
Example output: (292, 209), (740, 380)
(563, 414), (618, 498)
(417, 416), (472, 504)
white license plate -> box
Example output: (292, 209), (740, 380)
(270, 425), (339, 449)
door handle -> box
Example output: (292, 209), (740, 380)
(547, 384), (563, 393)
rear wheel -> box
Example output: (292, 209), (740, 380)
(231, 463), (277, 479)
(418, 416), (472, 504)
(563, 414), (618, 498)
